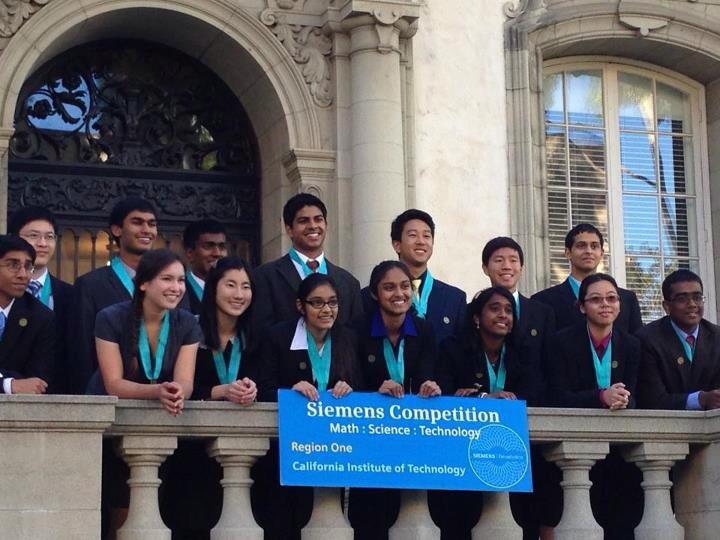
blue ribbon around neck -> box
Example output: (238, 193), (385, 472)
(212, 336), (242, 385)
(412, 270), (434, 319)
(589, 334), (612, 389)
(383, 337), (405, 385)
(111, 255), (135, 297)
(138, 311), (170, 383)
(186, 272), (204, 303)
(289, 247), (328, 278)
(485, 344), (507, 393)
(38, 277), (52, 308)
(306, 328), (332, 390)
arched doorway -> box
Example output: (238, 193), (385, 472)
(8, 40), (260, 281)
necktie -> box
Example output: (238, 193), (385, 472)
(686, 335), (696, 349)
(412, 278), (422, 293)
(0, 311), (6, 341)
(27, 280), (42, 298)
(307, 260), (320, 273)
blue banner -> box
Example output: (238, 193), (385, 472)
(278, 390), (532, 492)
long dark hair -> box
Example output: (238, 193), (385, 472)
(463, 286), (517, 351)
(128, 249), (184, 376)
(199, 256), (254, 351)
(368, 260), (413, 298)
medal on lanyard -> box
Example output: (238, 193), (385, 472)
(111, 256), (135, 296)
(186, 272), (204, 303)
(383, 337), (405, 385)
(484, 344), (507, 393)
(412, 271), (434, 319)
(306, 329), (332, 390)
(138, 311), (170, 383)
(212, 337), (242, 384)
(289, 248), (328, 278)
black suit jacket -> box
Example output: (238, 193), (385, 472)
(192, 340), (258, 400)
(69, 266), (133, 393)
(436, 336), (540, 405)
(178, 283), (202, 315)
(358, 313), (436, 394)
(516, 295), (556, 385)
(532, 279), (643, 333)
(361, 277), (466, 347)
(251, 254), (363, 332)
(0, 293), (55, 391)
(636, 317), (720, 410)
(48, 275), (74, 394)
(547, 323), (641, 408)
(255, 319), (363, 402)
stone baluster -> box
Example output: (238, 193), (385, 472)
(116, 435), (177, 540)
(302, 487), (353, 540)
(472, 491), (522, 539)
(622, 442), (689, 540)
(389, 490), (439, 540)
(544, 441), (609, 540)
(207, 436), (269, 540)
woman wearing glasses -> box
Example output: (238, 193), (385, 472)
(547, 272), (642, 540)
(348, 260), (440, 540)
(252, 272), (362, 540)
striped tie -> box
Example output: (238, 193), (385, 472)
(27, 280), (42, 298)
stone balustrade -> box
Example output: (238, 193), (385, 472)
(1, 396), (719, 539)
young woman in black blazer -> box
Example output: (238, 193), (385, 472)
(432, 286), (539, 539)
(547, 273), (643, 540)
(349, 260), (441, 540)
(252, 273), (362, 540)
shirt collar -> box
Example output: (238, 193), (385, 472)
(290, 318), (309, 351)
(370, 309), (418, 338)
(588, 326), (612, 350)
(512, 290), (520, 305)
(33, 268), (49, 286)
(190, 271), (206, 289)
(0, 298), (15, 318)
(122, 259), (136, 279)
(291, 249), (325, 265)
(568, 274), (582, 288)
(671, 319), (699, 341)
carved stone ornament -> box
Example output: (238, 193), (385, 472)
(504, 0), (546, 19)
(619, 14), (669, 37)
(261, 8), (333, 107)
(0, 0), (50, 38)
(275, 0), (306, 9)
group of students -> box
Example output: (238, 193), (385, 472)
(0, 193), (719, 540)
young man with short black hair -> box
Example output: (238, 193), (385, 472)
(0, 235), (55, 394)
(251, 193), (363, 332)
(371, 209), (466, 346)
(8, 206), (74, 393)
(181, 219), (228, 314)
(532, 223), (643, 332)
(70, 196), (158, 393)
(637, 269), (720, 410)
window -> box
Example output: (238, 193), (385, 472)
(543, 61), (709, 321)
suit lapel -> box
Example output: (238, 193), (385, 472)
(659, 317), (692, 389)
(0, 295), (30, 357)
(516, 295), (530, 337)
(106, 267), (133, 301)
(691, 322), (711, 387)
(276, 254), (302, 292)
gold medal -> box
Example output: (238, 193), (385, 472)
(18, 318), (28, 327)
(677, 357), (685, 366)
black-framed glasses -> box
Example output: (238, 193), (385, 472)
(304, 298), (339, 309)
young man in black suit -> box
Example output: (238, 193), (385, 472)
(8, 207), (73, 394)
(637, 269), (720, 410)
(532, 223), (643, 332)
(365, 209), (466, 346)
(70, 196), (158, 393)
(251, 193), (363, 332)
(0, 235), (55, 394)
(181, 219), (227, 314)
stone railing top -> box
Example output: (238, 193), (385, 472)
(0, 394), (116, 431)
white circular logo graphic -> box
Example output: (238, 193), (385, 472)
(467, 424), (529, 489)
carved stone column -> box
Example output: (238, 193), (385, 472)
(389, 490), (439, 540)
(338, 4), (418, 283)
(544, 441), (609, 540)
(471, 491), (522, 539)
(207, 436), (269, 540)
(116, 435), (178, 540)
(302, 487), (353, 540)
(622, 442), (689, 540)
(0, 127), (12, 232)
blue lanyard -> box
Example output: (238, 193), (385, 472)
(212, 337), (242, 384)
(383, 337), (405, 385)
(38, 277), (52, 308)
(485, 344), (507, 393)
(186, 272), (204, 303)
(568, 276), (580, 299)
(306, 329), (332, 390)
(588, 334), (612, 389)
(111, 256), (135, 296)
(412, 271), (434, 319)
(138, 311), (170, 383)
(514, 295), (520, 320)
(289, 248), (327, 278)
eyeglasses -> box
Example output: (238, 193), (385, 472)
(669, 293), (705, 305)
(304, 299), (339, 309)
(0, 260), (35, 274)
(584, 294), (620, 306)
(21, 232), (57, 242)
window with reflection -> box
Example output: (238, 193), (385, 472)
(544, 63), (701, 321)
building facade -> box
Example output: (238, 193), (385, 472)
(0, 0), (718, 320)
